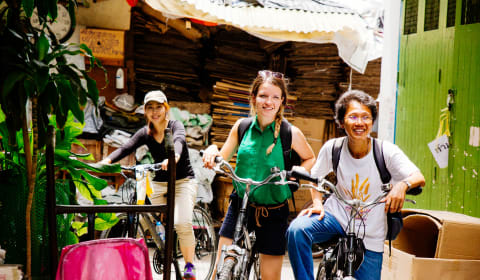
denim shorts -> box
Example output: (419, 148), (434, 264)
(219, 192), (289, 255)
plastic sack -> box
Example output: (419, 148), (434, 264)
(56, 238), (153, 280)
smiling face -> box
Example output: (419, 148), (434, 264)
(342, 100), (373, 141)
(144, 101), (167, 124)
(252, 82), (284, 122)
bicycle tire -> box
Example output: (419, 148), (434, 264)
(217, 258), (236, 280)
(176, 205), (217, 280)
(316, 259), (327, 280)
(245, 251), (261, 280)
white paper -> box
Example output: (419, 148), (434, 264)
(469, 126), (480, 147)
(428, 134), (449, 168)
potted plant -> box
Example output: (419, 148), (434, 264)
(0, 0), (119, 278)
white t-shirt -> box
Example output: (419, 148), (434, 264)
(311, 137), (419, 252)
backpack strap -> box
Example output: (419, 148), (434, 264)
(372, 138), (396, 256)
(331, 137), (346, 174)
(237, 117), (254, 144)
(279, 119), (300, 213)
(372, 138), (392, 184)
(280, 119), (293, 170)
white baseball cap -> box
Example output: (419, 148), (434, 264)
(143, 90), (169, 110)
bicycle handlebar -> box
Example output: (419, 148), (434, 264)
(121, 163), (163, 172)
(301, 176), (422, 209)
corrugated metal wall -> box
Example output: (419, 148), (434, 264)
(397, 0), (480, 217)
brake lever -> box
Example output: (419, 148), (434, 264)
(405, 198), (416, 204)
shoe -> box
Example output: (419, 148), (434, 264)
(183, 262), (196, 280)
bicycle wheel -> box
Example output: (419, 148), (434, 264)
(246, 250), (261, 280)
(176, 205), (217, 280)
(217, 258), (236, 280)
(315, 259), (326, 280)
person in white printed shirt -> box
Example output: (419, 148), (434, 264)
(287, 90), (425, 280)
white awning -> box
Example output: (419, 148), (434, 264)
(145, 0), (380, 73)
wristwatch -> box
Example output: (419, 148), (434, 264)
(403, 180), (412, 192)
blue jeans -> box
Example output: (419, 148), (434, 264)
(287, 212), (383, 280)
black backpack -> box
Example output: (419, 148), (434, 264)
(237, 117), (302, 208)
(331, 137), (403, 254)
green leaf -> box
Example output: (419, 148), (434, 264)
(71, 221), (84, 230)
(42, 81), (59, 114)
(74, 180), (92, 201)
(70, 152), (95, 161)
(23, 79), (36, 98)
(33, 64), (49, 93)
(83, 73), (99, 104)
(37, 33), (49, 61)
(48, 0), (58, 20)
(94, 217), (119, 231)
(93, 198), (108, 205)
(66, 230), (79, 245)
(88, 183), (102, 198)
(78, 170), (107, 191)
(98, 212), (119, 223)
(22, 0), (35, 17)
(68, 0), (76, 28)
(76, 226), (88, 237)
(57, 79), (84, 123)
(2, 71), (26, 98)
(45, 48), (84, 64)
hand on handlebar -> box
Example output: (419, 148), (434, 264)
(202, 145), (221, 169)
(381, 182), (408, 213)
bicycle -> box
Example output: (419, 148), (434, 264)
(208, 154), (308, 280)
(101, 163), (217, 280)
(295, 175), (422, 280)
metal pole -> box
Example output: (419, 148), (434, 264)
(46, 125), (58, 277)
(163, 128), (176, 280)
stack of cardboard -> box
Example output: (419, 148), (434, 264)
(210, 80), (252, 147)
(339, 58), (382, 99)
(132, 9), (203, 102)
(205, 28), (267, 84)
(287, 43), (346, 119)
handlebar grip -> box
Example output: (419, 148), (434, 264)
(406, 187), (423, 196)
(199, 150), (223, 163)
(287, 170), (318, 184)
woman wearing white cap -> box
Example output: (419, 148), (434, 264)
(101, 90), (198, 279)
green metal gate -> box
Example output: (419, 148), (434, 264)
(396, 0), (480, 217)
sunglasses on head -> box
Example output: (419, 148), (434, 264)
(258, 70), (285, 79)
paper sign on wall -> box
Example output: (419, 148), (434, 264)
(428, 134), (450, 168)
(429, 108), (450, 169)
(469, 126), (480, 147)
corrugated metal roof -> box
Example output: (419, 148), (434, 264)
(180, 0), (364, 33)
(145, 0), (376, 73)
(209, 0), (356, 14)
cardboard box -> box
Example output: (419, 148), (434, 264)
(292, 117), (326, 155)
(382, 209), (480, 279)
(213, 176), (234, 219)
(289, 187), (312, 213)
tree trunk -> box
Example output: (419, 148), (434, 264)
(25, 96), (38, 279)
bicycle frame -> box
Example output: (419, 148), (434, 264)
(301, 179), (422, 280)
(212, 159), (297, 280)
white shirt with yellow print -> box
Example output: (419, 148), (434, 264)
(311, 137), (419, 252)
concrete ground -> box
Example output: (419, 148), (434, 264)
(149, 248), (320, 280)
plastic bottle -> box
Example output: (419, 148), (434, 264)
(155, 221), (165, 241)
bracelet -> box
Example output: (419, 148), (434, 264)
(403, 180), (412, 192)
